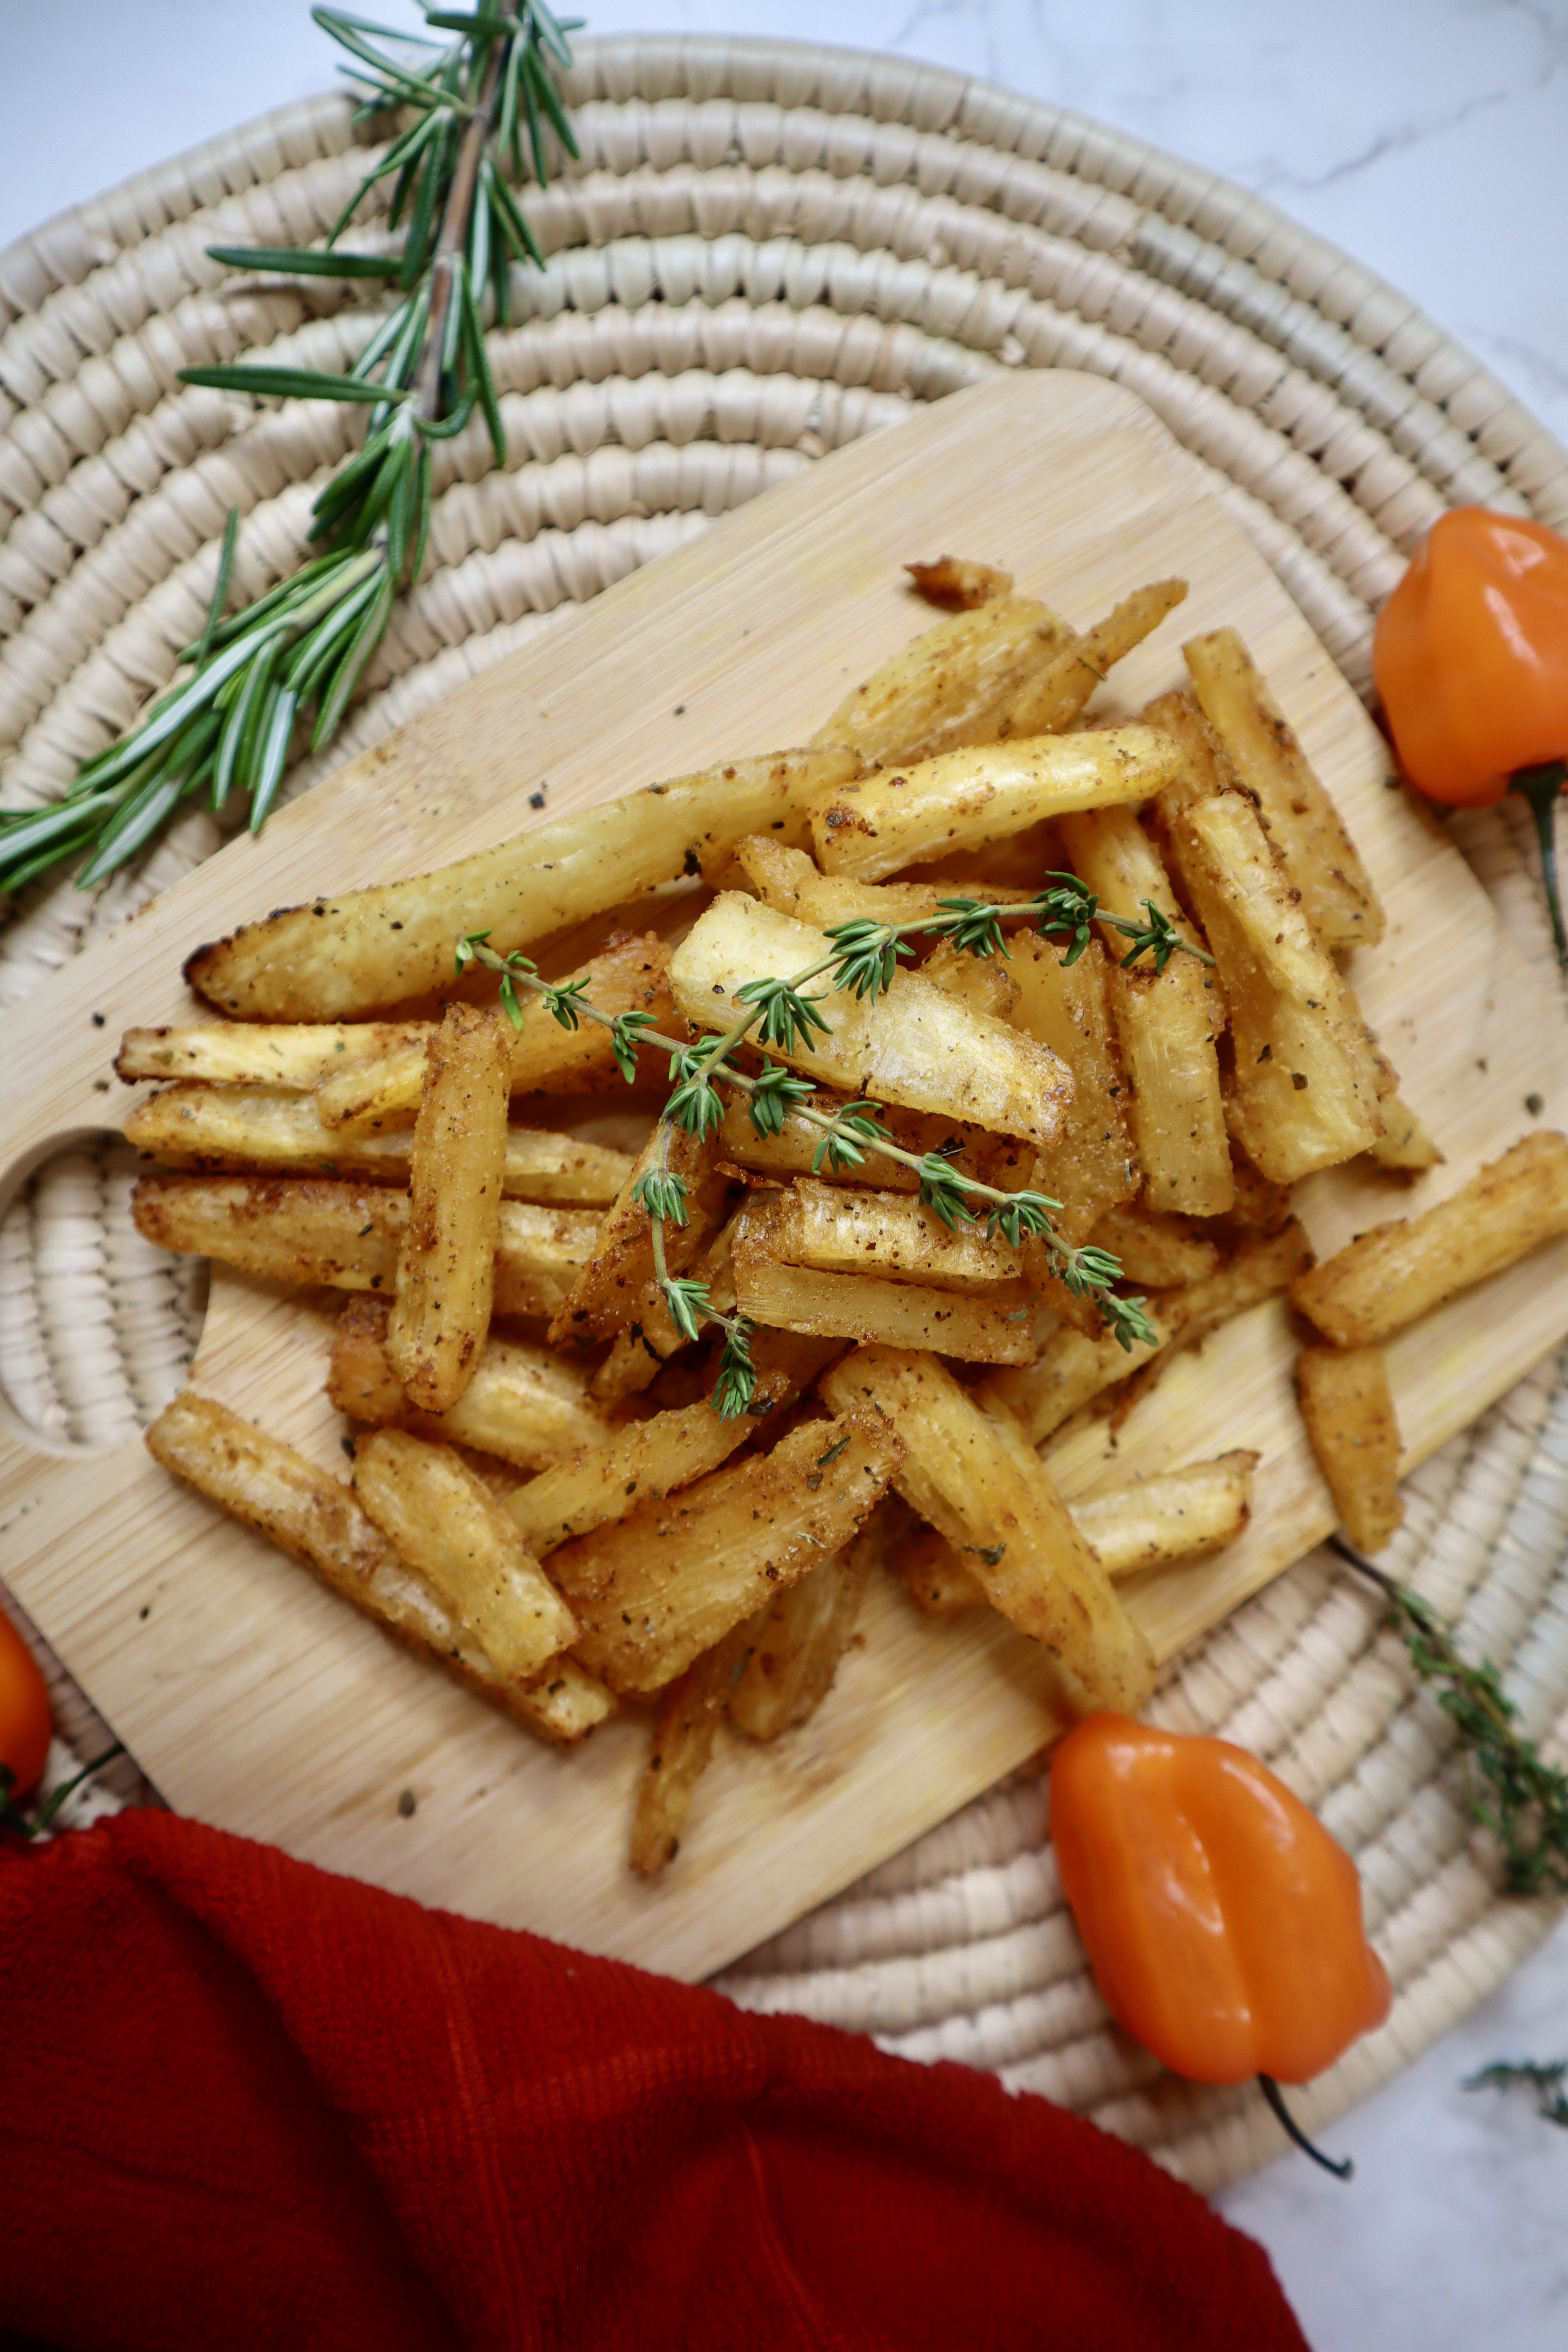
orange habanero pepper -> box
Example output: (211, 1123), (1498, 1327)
(1051, 1714), (1389, 2089)
(1374, 506), (1568, 962)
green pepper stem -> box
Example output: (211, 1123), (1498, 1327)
(1258, 2075), (1354, 2180)
(1510, 762), (1568, 969)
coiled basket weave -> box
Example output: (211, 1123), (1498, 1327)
(2, 33), (1567, 2195)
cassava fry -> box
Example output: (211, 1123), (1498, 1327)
(353, 1428), (577, 1681)
(1005, 935), (1137, 1245)
(734, 833), (1041, 939)
(767, 1178), (1023, 1290)
(1296, 1346), (1403, 1552)
(1292, 1132), (1568, 1348)
(1184, 627), (1383, 951)
(905, 556), (1014, 609)
(115, 1019), (429, 1090)
(131, 1174), (600, 1317)
(1058, 804), (1232, 1216)
(547, 1120), (731, 1348)
(1087, 1204), (1220, 1289)
(813, 594), (1069, 766)
(728, 1527), (878, 1740)
(628, 1622), (755, 1876)
(126, 1083), (632, 1205)
(901, 1452), (1258, 1612)
(145, 1392), (611, 1741)
(732, 1204), (1036, 1363)
(820, 1347), (1155, 1711)
(313, 933), (674, 1128)
(1171, 792), (1384, 1184)
(383, 1004), (509, 1412)
(1365, 1096), (1444, 1175)
(327, 1296), (609, 1471)
(1108, 1220), (1316, 1421)
(550, 1411), (903, 1694)
(808, 726), (1183, 883)
(671, 895), (1072, 1147)
(186, 748), (861, 1022)
(987, 579), (1188, 741)
(506, 1332), (836, 1553)
(977, 1310), (1175, 1446)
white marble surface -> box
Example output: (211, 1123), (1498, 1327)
(2, 5), (1568, 2345)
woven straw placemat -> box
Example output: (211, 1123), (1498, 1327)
(2, 33), (1567, 2194)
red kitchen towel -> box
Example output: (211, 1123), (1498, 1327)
(0, 1811), (1306, 2352)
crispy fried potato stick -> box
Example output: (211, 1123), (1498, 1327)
(1292, 1132), (1568, 1348)
(145, 1391), (611, 1741)
(312, 934), (674, 1129)
(1185, 627), (1383, 952)
(727, 1524), (878, 1742)
(821, 1347), (1154, 1712)
(671, 895), (1073, 1147)
(131, 1174), (601, 1318)
(550, 1411), (903, 1695)
(186, 748), (861, 1022)
(327, 1296), (609, 1471)
(124, 1084), (633, 1205)
(808, 726), (1183, 884)
(813, 594), (1069, 766)
(386, 1004), (510, 1412)
(1296, 1346), (1403, 1552)
(628, 1622), (755, 1876)
(987, 579), (1188, 741)
(116, 1020), (430, 1090)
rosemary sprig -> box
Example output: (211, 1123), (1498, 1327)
(1465, 2059), (1568, 2127)
(457, 890), (1165, 1412)
(1333, 1534), (1568, 1897)
(0, 1), (578, 898)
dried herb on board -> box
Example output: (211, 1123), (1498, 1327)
(1465, 2059), (1568, 2127)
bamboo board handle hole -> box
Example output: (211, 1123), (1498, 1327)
(0, 1132), (206, 1455)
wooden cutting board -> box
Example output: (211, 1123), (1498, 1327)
(5, 370), (1568, 1982)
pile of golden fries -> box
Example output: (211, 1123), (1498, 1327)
(121, 559), (1568, 1874)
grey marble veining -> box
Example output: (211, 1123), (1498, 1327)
(1, 5), (1566, 2346)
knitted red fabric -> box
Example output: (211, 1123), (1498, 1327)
(0, 1812), (1307, 2352)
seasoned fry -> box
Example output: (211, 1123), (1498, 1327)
(327, 1296), (610, 1471)
(1224, 1156), (1296, 1234)
(353, 1428), (577, 1681)
(733, 1203), (1036, 1362)
(1071, 1452), (1258, 1575)
(977, 1308), (1174, 1444)
(115, 1019), (430, 1091)
(735, 833), (1038, 935)
(131, 1174), (600, 1316)
(145, 1391), (611, 1741)
(900, 1452), (1258, 1612)
(1292, 1132), (1568, 1348)
(186, 748), (861, 1022)
(547, 1120), (731, 1348)
(125, 1083), (633, 1205)
(1296, 1346), (1403, 1552)
(988, 580), (1189, 741)
(1185, 627), (1383, 951)
(1365, 1096), (1444, 1175)
(383, 1005), (509, 1412)
(808, 726), (1183, 884)
(813, 595), (1069, 766)
(920, 936), (1020, 1022)
(728, 1526), (878, 1740)
(550, 1411), (902, 1694)
(767, 1178), (1023, 1291)
(313, 933), (674, 1129)
(821, 1347), (1154, 1711)
(1171, 792), (1384, 1185)
(1088, 1203), (1220, 1289)
(1058, 805), (1232, 1216)
(905, 555), (1014, 610)
(1005, 936), (1137, 1245)
(671, 895), (1073, 1147)
(715, 1089), (1025, 1198)
(506, 1332), (835, 1554)
(628, 1623), (754, 1876)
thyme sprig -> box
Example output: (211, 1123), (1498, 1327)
(0, 1), (577, 898)
(458, 893), (1163, 1412)
(1465, 2058), (1568, 2127)
(824, 874), (1214, 1002)
(1333, 1535), (1568, 1898)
